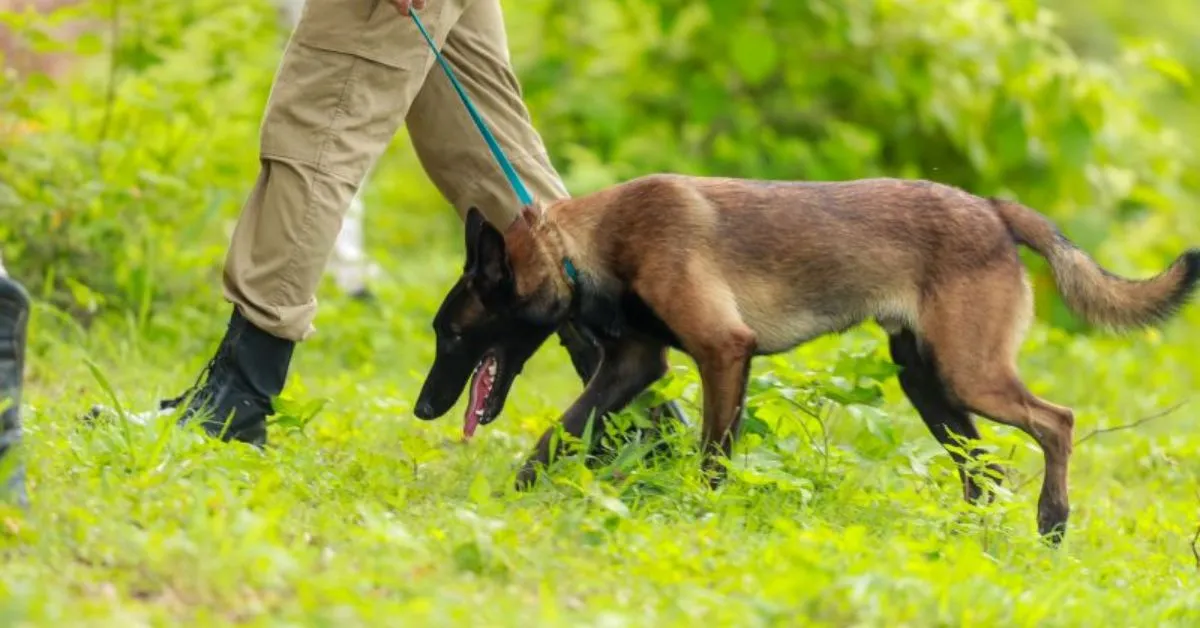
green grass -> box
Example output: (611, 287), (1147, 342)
(2, 156), (1199, 625)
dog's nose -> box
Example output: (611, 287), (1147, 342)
(414, 400), (435, 420)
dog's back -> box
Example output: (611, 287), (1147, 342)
(707, 177), (1018, 350)
(552, 174), (1196, 354)
(568, 175), (1018, 352)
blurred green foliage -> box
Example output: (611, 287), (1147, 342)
(1, 1), (278, 323)
(1, 0), (1197, 328)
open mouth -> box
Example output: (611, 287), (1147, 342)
(463, 351), (500, 439)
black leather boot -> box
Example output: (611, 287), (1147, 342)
(158, 307), (295, 446)
(0, 275), (30, 508)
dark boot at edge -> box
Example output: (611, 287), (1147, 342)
(0, 276), (30, 509)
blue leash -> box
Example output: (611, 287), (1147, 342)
(410, 11), (535, 208)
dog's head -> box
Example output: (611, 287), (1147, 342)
(414, 207), (574, 436)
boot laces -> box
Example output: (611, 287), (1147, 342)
(159, 323), (239, 410)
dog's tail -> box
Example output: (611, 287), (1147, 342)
(991, 198), (1199, 330)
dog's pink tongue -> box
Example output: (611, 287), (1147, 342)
(463, 357), (494, 440)
(463, 408), (481, 440)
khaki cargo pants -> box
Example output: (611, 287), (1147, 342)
(225, 0), (569, 341)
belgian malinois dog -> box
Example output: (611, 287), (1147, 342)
(414, 174), (1198, 543)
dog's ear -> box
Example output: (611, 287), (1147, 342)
(464, 207), (487, 271)
(471, 216), (514, 299)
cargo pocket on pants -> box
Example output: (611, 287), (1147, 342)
(291, 0), (435, 71)
(264, 0), (447, 183)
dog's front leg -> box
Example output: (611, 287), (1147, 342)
(515, 336), (668, 489)
(628, 273), (758, 488)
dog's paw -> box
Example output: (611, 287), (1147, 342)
(1037, 502), (1070, 547)
(514, 461), (541, 491)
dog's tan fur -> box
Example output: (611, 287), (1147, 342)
(495, 174), (1198, 539)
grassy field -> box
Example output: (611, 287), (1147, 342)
(3, 0), (1200, 625)
(2, 152), (1199, 625)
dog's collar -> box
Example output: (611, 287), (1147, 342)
(559, 256), (591, 339)
(561, 256), (593, 328)
(561, 257), (580, 290)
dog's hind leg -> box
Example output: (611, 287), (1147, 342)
(631, 259), (757, 488)
(515, 335), (668, 489)
(889, 328), (1005, 503)
(922, 267), (1075, 544)
(943, 365), (1074, 544)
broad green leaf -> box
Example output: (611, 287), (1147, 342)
(1005, 0), (1038, 22)
(468, 471), (491, 506)
(1148, 56), (1193, 88)
(729, 23), (779, 86)
(75, 33), (105, 56)
(1058, 113), (1093, 169)
(706, 0), (742, 25)
(990, 98), (1028, 169)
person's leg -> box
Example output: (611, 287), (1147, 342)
(160, 0), (477, 444)
(405, 0), (687, 423)
(0, 268), (30, 508)
(272, 0), (378, 300)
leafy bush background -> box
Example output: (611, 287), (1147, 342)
(2, 0), (1196, 327)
